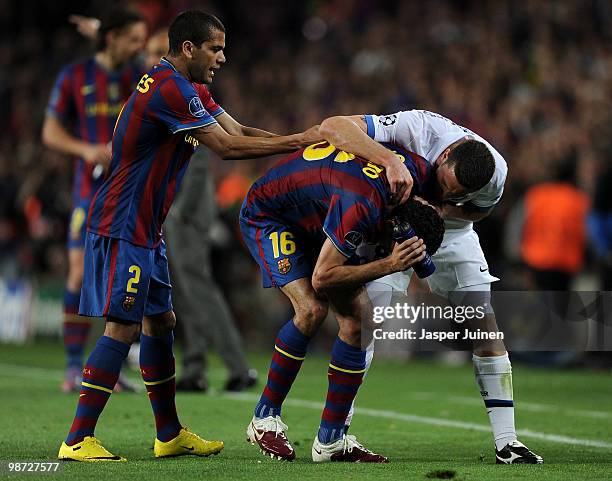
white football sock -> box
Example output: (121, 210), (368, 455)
(473, 353), (517, 450)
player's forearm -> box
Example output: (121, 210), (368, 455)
(197, 127), (306, 160)
(215, 112), (278, 138)
(240, 125), (279, 138)
(195, 123), (319, 159)
(42, 117), (90, 158)
(312, 257), (396, 293)
(319, 116), (399, 169)
(221, 133), (305, 159)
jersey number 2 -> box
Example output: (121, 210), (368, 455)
(126, 265), (141, 293)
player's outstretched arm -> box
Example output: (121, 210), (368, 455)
(193, 123), (320, 160)
(319, 115), (413, 204)
(215, 112), (279, 138)
(42, 115), (111, 165)
(312, 237), (426, 293)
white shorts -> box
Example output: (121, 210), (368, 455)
(375, 227), (499, 297)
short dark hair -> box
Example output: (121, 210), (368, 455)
(446, 140), (495, 192)
(168, 10), (225, 55)
(96, 6), (145, 51)
(395, 198), (445, 256)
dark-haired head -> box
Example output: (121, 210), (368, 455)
(435, 139), (495, 200)
(96, 6), (147, 62)
(167, 10), (226, 84)
(393, 197), (445, 256)
(168, 11), (225, 55)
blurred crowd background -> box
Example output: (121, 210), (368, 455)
(0, 0), (611, 344)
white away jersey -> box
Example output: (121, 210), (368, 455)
(364, 110), (507, 229)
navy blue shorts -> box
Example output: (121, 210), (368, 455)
(79, 232), (172, 323)
(239, 211), (316, 288)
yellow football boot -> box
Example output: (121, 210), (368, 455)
(58, 436), (126, 462)
(154, 427), (224, 458)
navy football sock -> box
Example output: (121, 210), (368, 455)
(254, 319), (310, 419)
(318, 338), (366, 444)
(65, 336), (129, 445)
(140, 332), (182, 442)
(63, 290), (90, 370)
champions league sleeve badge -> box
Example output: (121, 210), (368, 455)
(189, 96), (206, 118)
(344, 231), (364, 250)
(378, 114), (397, 126)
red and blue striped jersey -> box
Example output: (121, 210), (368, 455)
(46, 57), (141, 203)
(87, 58), (224, 248)
(244, 142), (432, 257)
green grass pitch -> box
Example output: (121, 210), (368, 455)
(0, 340), (610, 480)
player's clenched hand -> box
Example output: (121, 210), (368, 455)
(83, 143), (112, 166)
(386, 160), (413, 205)
(388, 236), (426, 272)
(299, 125), (322, 146)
